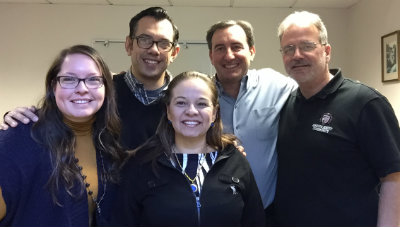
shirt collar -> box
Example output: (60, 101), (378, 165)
(125, 68), (171, 90)
(295, 68), (344, 100)
(124, 68), (171, 105)
(214, 72), (249, 97)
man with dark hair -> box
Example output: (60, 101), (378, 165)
(114, 6), (180, 149)
(206, 20), (297, 223)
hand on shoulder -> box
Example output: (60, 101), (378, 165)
(0, 106), (38, 130)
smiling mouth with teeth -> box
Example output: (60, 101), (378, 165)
(183, 121), (200, 126)
(144, 59), (159, 64)
(72, 100), (90, 104)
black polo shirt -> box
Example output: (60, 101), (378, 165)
(274, 69), (400, 226)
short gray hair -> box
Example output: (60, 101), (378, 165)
(277, 11), (328, 44)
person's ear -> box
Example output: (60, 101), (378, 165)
(249, 45), (256, 61)
(324, 44), (331, 63)
(125, 36), (133, 56)
(209, 49), (216, 67)
(169, 44), (180, 63)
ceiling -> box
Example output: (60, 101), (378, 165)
(0, 0), (361, 9)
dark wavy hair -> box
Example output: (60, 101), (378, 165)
(132, 71), (236, 172)
(128, 6), (179, 44)
(31, 45), (125, 204)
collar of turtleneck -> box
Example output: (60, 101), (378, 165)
(63, 117), (95, 136)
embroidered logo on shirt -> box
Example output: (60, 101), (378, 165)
(312, 113), (333, 133)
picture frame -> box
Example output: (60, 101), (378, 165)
(381, 30), (400, 82)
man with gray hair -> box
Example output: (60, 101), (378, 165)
(274, 11), (400, 226)
(206, 19), (297, 223)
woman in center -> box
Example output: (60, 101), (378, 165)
(112, 71), (264, 226)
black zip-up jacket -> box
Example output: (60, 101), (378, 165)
(110, 144), (265, 226)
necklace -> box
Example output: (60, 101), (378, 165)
(74, 149), (106, 214)
(172, 145), (208, 193)
(174, 153), (205, 192)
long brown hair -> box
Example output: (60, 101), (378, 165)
(31, 45), (125, 204)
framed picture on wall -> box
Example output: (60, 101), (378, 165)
(381, 30), (400, 82)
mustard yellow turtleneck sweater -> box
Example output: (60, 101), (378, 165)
(63, 117), (98, 225)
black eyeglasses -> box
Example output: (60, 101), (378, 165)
(132, 35), (176, 52)
(56, 76), (104, 89)
(280, 41), (326, 56)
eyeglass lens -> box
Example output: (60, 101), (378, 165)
(135, 35), (174, 51)
(57, 76), (104, 89)
(281, 42), (321, 56)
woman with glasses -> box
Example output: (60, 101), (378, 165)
(0, 45), (125, 226)
(110, 71), (265, 226)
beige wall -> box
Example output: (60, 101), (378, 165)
(0, 2), (391, 119)
(347, 0), (400, 119)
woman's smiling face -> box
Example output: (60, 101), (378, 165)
(54, 53), (105, 122)
(167, 77), (217, 142)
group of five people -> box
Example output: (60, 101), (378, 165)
(0, 6), (399, 227)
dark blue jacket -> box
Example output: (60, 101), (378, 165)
(0, 123), (116, 226)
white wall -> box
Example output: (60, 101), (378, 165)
(347, 0), (400, 118)
(0, 3), (349, 116)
